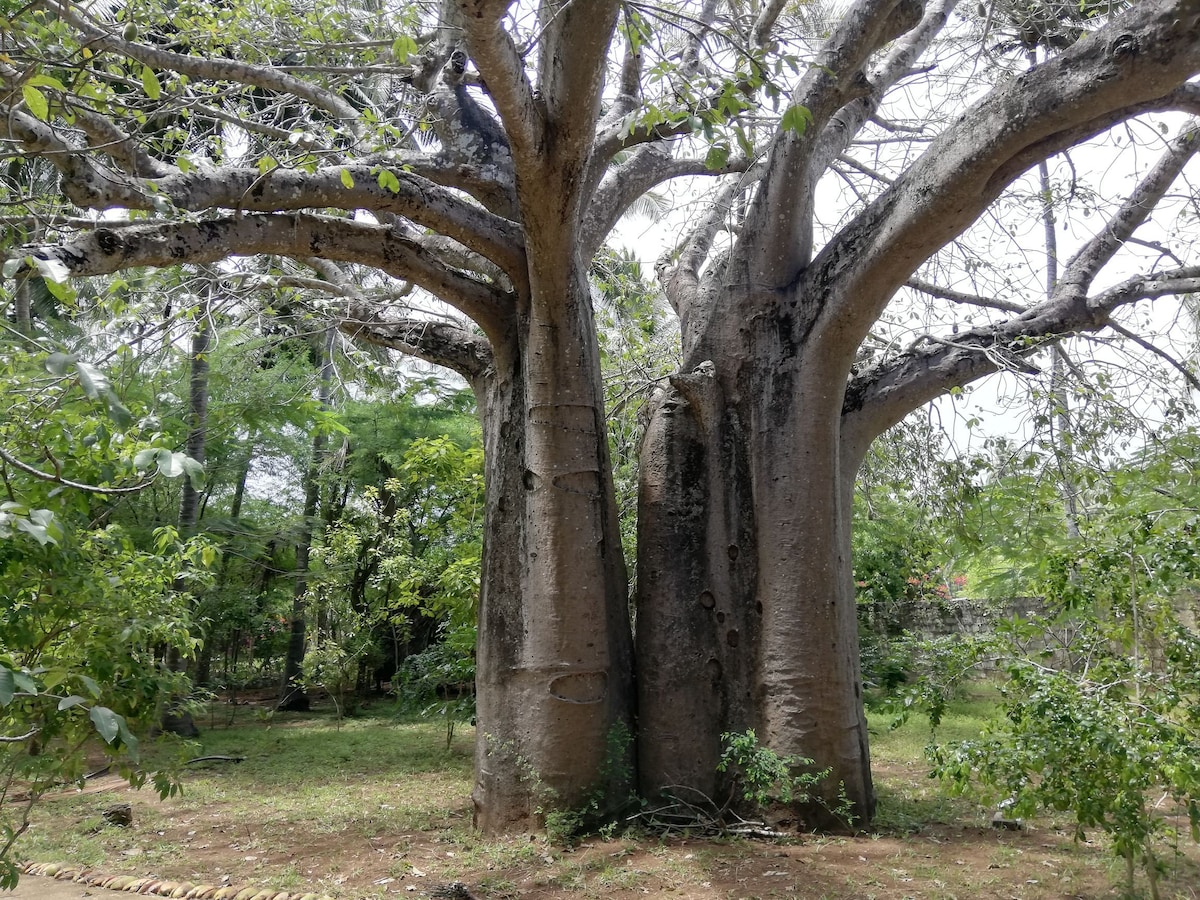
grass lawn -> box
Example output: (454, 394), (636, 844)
(10, 688), (1200, 899)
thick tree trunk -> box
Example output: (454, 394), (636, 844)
(471, 270), (636, 833)
(637, 285), (872, 830)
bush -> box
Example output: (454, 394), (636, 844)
(931, 603), (1200, 900)
(396, 624), (475, 749)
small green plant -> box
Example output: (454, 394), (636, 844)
(541, 722), (637, 843)
(488, 722), (637, 844)
(717, 730), (854, 828)
(300, 640), (366, 726)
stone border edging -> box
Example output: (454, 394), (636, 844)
(22, 862), (334, 900)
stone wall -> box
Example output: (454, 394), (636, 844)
(907, 596), (1047, 640)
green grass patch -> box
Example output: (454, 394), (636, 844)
(19, 709), (475, 876)
(867, 683), (1003, 833)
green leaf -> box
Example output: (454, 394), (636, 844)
(45, 351), (75, 376)
(0, 666), (13, 706)
(89, 705), (121, 743)
(1, 257), (21, 279)
(180, 456), (206, 489)
(339, 168), (355, 189)
(141, 66), (162, 99)
(117, 718), (140, 762)
(133, 448), (161, 469)
(392, 35), (418, 63)
(74, 360), (111, 401)
(58, 695), (88, 711)
(104, 394), (134, 428)
(22, 83), (49, 120)
(11, 670), (37, 695)
(42, 277), (76, 303)
(15, 515), (57, 546)
(704, 143), (730, 171)
(79, 675), (102, 699)
(377, 169), (401, 194)
(27, 74), (67, 91)
(781, 104), (813, 136)
(159, 451), (187, 478)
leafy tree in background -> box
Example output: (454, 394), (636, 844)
(306, 396), (484, 702)
(0, 337), (212, 886)
(4, 0), (1200, 831)
(931, 439), (1200, 897)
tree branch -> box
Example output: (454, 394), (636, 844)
(1057, 124), (1199, 301)
(0, 446), (153, 495)
(808, 0), (1200, 359)
(658, 167), (761, 342)
(738, 0), (925, 287)
(843, 266), (1200, 450)
(1105, 320), (1200, 392)
(43, 0), (362, 128)
(16, 214), (514, 338)
(589, 0), (719, 177)
(581, 144), (749, 260)
(533, 0), (620, 174)
(67, 104), (176, 179)
(457, 0), (543, 163)
(344, 312), (494, 382)
(291, 259), (493, 379)
(50, 162), (525, 281)
(906, 277), (1025, 314)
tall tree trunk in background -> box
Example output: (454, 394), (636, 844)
(195, 452), (252, 687)
(163, 299), (211, 736)
(177, 302), (210, 538)
(13, 270), (34, 338)
(278, 325), (336, 711)
(1034, 141), (1082, 538)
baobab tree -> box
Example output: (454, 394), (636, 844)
(3, 0), (1199, 832)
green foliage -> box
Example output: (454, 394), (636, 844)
(300, 641), (364, 725)
(873, 633), (992, 729)
(0, 336), (215, 886)
(0, 522), (206, 885)
(397, 624), (476, 751)
(928, 505), (1200, 900)
(593, 248), (679, 581)
(853, 414), (965, 697)
(539, 722), (637, 844)
(307, 423), (483, 675)
(717, 730), (853, 827)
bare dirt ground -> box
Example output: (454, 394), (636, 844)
(12, 692), (1198, 900)
(18, 766), (1200, 900)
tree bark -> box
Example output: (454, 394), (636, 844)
(471, 268), (635, 832)
(162, 299), (210, 735)
(638, 278), (872, 829)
